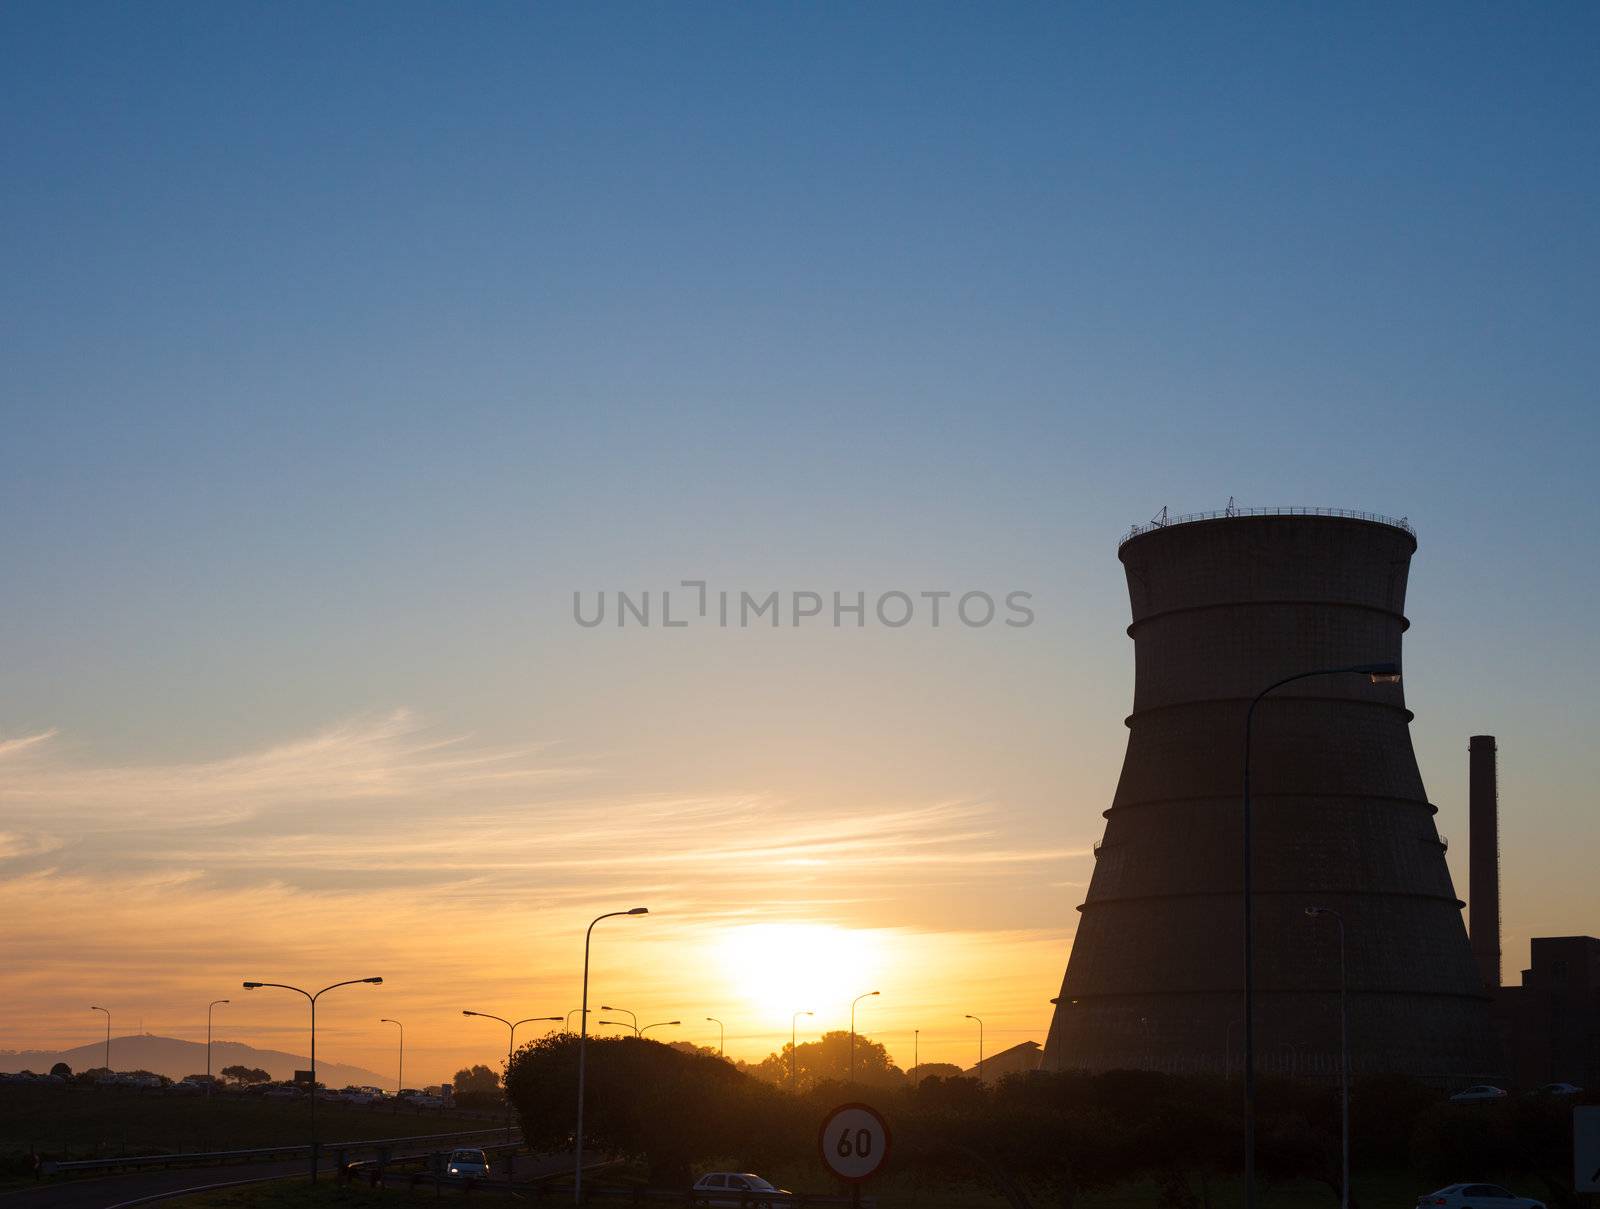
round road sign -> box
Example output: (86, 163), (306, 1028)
(818, 1102), (891, 1182)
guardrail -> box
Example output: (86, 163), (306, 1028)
(40, 1126), (515, 1176)
(1120, 505), (1415, 546)
(578, 1189), (874, 1208)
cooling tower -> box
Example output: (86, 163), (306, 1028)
(1043, 509), (1500, 1082)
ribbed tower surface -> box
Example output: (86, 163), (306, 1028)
(1043, 511), (1500, 1082)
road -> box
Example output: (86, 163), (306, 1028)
(1, 1149), (576, 1209)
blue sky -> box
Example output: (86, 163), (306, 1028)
(1, 3), (1596, 1072)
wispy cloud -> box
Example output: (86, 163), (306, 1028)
(0, 714), (1079, 1078)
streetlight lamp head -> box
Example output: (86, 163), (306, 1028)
(242, 982), (261, 990)
(364, 977), (383, 984)
(1349, 661), (1401, 683)
(462, 1010), (476, 1017)
(600, 1005), (616, 1011)
(627, 907), (648, 915)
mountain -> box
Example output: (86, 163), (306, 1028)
(0, 1034), (391, 1088)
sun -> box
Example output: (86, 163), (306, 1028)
(716, 923), (884, 1021)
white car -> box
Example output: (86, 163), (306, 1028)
(444, 1149), (489, 1179)
(692, 1172), (790, 1207)
(1448, 1085), (1509, 1103)
(1533, 1082), (1583, 1096)
(1417, 1184), (1545, 1209)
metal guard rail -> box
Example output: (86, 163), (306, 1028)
(40, 1126), (515, 1176)
(1120, 506), (1415, 546)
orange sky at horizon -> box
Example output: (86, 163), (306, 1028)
(0, 714), (1080, 1083)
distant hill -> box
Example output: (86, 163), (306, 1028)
(0, 1034), (390, 1088)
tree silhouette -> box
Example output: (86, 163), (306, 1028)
(452, 1064), (501, 1096)
(220, 1064), (269, 1085)
(750, 1030), (904, 1092)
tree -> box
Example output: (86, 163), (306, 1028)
(750, 1031), (904, 1092)
(452, 1064), (501, 1096)
(909, 1063), (964, 1083)
(507, 1033), (806, 1184)
(49, 1062), (71, 1079)
(220, 1064), (270, 1086)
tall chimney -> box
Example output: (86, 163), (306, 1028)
(1469, 735), (1500, 990)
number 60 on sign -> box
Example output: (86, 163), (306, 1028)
(819, 1103), (892, 1182)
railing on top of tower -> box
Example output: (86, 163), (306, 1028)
(1119, 505), (1415, 547)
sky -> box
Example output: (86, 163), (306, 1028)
(1, 3), (1597, 1084)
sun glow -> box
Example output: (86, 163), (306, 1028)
(716, 923), (885, 1021)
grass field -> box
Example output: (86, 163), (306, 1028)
(0, 1083), (496, 1165)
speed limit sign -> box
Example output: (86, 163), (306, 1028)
(819, 1102), (891, 1182)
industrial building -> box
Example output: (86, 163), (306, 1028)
(1042, 507), (1502, 1082)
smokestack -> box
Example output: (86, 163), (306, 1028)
(1469, 735), (1500, 990)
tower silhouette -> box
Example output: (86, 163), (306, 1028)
(1043, 509), (1499, 1081)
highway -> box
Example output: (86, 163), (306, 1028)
(1, 1148), (575, 1209)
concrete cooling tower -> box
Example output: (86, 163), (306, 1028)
(1042, 508), (1501, 1082)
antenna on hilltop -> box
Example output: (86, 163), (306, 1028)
(1225, 496), (1238, 516)
(1150, 505), (1169, 528)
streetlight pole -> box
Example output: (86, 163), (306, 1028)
(965, 1015), (984, 1082)
(207, 1000), (229, 1097)
(463, 1011), (562, 1143)
(90, 1006), (110, 1075)
(600, 1006), (638, 1037)
(849, 991), (879, 1084)
(242, 977), (383, 1182)
(1307, 906), (1350, 1209)
(913, 1029), (919, 1086)
(380, 1018), (403, 1103)
(576, 908), (648, 1206)
(1242, 662), (1396, 1209)
(705, 1017), (724, 1058)
(790, 1010), (813, 1091)
(640, 1021), (680, 1037)
(566, 1009), (588, 1034)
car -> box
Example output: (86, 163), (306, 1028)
(1449, 1085), (1509, 1103)
(692, 1172), (791, 1207)
(1533, 1082), (1583, 1096)
(1417, 1184), (1545, 1209)
(444, 1149), (489, 1179)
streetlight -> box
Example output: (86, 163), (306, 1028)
(849, 991), (879, 1084)
(1241, 662), (1396, 1209)
(706, 1017), (724, 1058)
(913, 1029), (919, 1086)
(463, 1010), (562, 1143)
(89, 1006), (110, 1075)
(791, 1010), (813, 1091)
(1307, 906), (1350, 1209)
(565, 1008), (589, 1034)
(640, 1020), (680, 1037)
(242, 977), (383, 1182)
(600, 1006), (638, 1037)
(575, 907), (648, 1206)
(379, 1018), (403, 1102)
(965, 1015), (984, 1082)
(206, 1000), (229, 1096)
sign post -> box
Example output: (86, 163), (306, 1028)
(1577, 1107), (1600, 1195)
(819, 1102), (891, 1208)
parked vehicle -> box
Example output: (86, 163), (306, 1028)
(1448, 1085), (1509, 1103)
(1417, 1184), (1545, 1209)
(445, 1149), (489, 1179)
(1533, 1082), (1583, 1096)
(692, 1172), (790, 1207)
